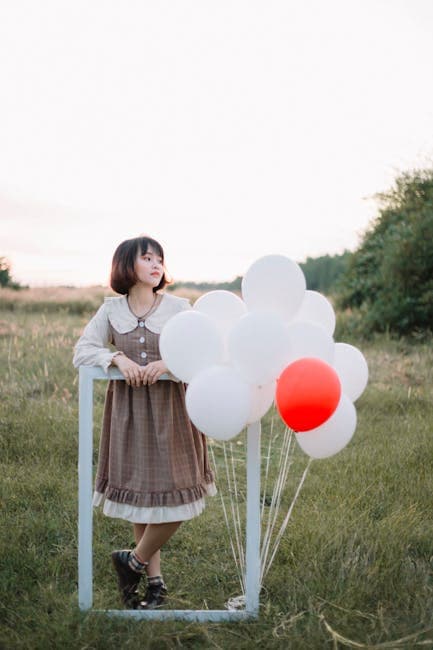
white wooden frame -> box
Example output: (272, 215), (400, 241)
(78, 366), (261, 620)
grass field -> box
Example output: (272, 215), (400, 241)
(1, 293), (433, 649)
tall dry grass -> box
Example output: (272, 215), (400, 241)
(0, 285), (203, 314)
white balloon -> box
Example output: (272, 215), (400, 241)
(286, 321), (335, 365)
(228, 312), (292, 385)
(247, 381), (276, 424)
(186, 365), (252, 440)
(159, 310), (224, 383)
(333, 342), (369, 402)
(242, 255), (306, 321)
(291, 290), (336, 335)
(194, 290), (247, 338)
(295, 394), (357, 459)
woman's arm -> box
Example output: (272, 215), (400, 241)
(73, 304), (117, 373)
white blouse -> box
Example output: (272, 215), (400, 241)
(73, 292), (191, 375)
(74, 292), (218, 522)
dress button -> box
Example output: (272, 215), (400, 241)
(139, 336), (145, 343)
(139, 321), (145, 328)
(140, 352), (147, 359)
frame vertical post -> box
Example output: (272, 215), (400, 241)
(245, 420), (261, 616)
(78, 366), (94, 611)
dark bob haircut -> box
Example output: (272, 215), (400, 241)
(110, 236), (170, 295)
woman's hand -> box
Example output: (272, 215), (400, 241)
(112, 353), (144, 388)
(140, 360), (168, 385)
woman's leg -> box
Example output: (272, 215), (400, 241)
(134, 521), (182, 565)
(133, 522), (182, 609)
(132, 523), (161, 577)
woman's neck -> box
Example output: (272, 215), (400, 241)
(127, 285), (156, 316)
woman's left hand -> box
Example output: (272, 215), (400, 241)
(140, 360), (168, 385)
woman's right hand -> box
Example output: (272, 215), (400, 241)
(112, 353), (144, 388)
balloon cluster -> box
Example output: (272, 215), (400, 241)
(160, 255), (368, 459)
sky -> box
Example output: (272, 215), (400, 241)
(1, 0), (433, 286)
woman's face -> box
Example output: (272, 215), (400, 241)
(134, 246), (164, 288)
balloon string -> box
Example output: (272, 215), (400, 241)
(225, 441), (246, 594)
(260, 412), (278, 570)
(260, 427), (283, 571)
(262, 458), (312, 582)
(260, 427), (294, 578)
(210, 444), (245, 594)
(211, 420), (310, 594)
(261, 425), (292, 569)
(223, 442), (246, 592)
(263, 455), (311, 582)
(260, 423), (287, 572)
(230, 441), (246, 572)
(260, 408), (275, 523)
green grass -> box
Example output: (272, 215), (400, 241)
(1, 310), (433, 648)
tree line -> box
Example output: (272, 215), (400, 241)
(169, 253), (351, 296)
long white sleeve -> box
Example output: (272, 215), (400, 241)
(73, 304), (117, 373)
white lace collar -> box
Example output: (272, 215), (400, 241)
(104, 293), (190, 334)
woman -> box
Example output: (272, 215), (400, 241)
(73, 235), (216, 609)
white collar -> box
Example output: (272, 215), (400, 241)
(104, 293), (190, 334)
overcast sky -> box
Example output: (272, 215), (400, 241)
(1, 0), (433, 286)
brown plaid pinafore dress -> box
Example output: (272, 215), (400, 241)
(94, 314), (215, 522)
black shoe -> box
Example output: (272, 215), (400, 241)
(137, 580), (168, 610)
(111, 549), (143, 608)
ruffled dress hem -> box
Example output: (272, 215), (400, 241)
(94, 470), (215, 507)
(93, 482), (217, 523)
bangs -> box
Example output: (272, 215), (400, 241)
(138, 236), (164, 261)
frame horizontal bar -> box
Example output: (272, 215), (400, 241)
(91, 609), (251, 621)
(81, 366), (171, 381)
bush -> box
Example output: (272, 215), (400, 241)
(337, 167), (433, 336)
(0, 257), (22, 290)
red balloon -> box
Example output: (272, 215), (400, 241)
(275, 357), (341, 432)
